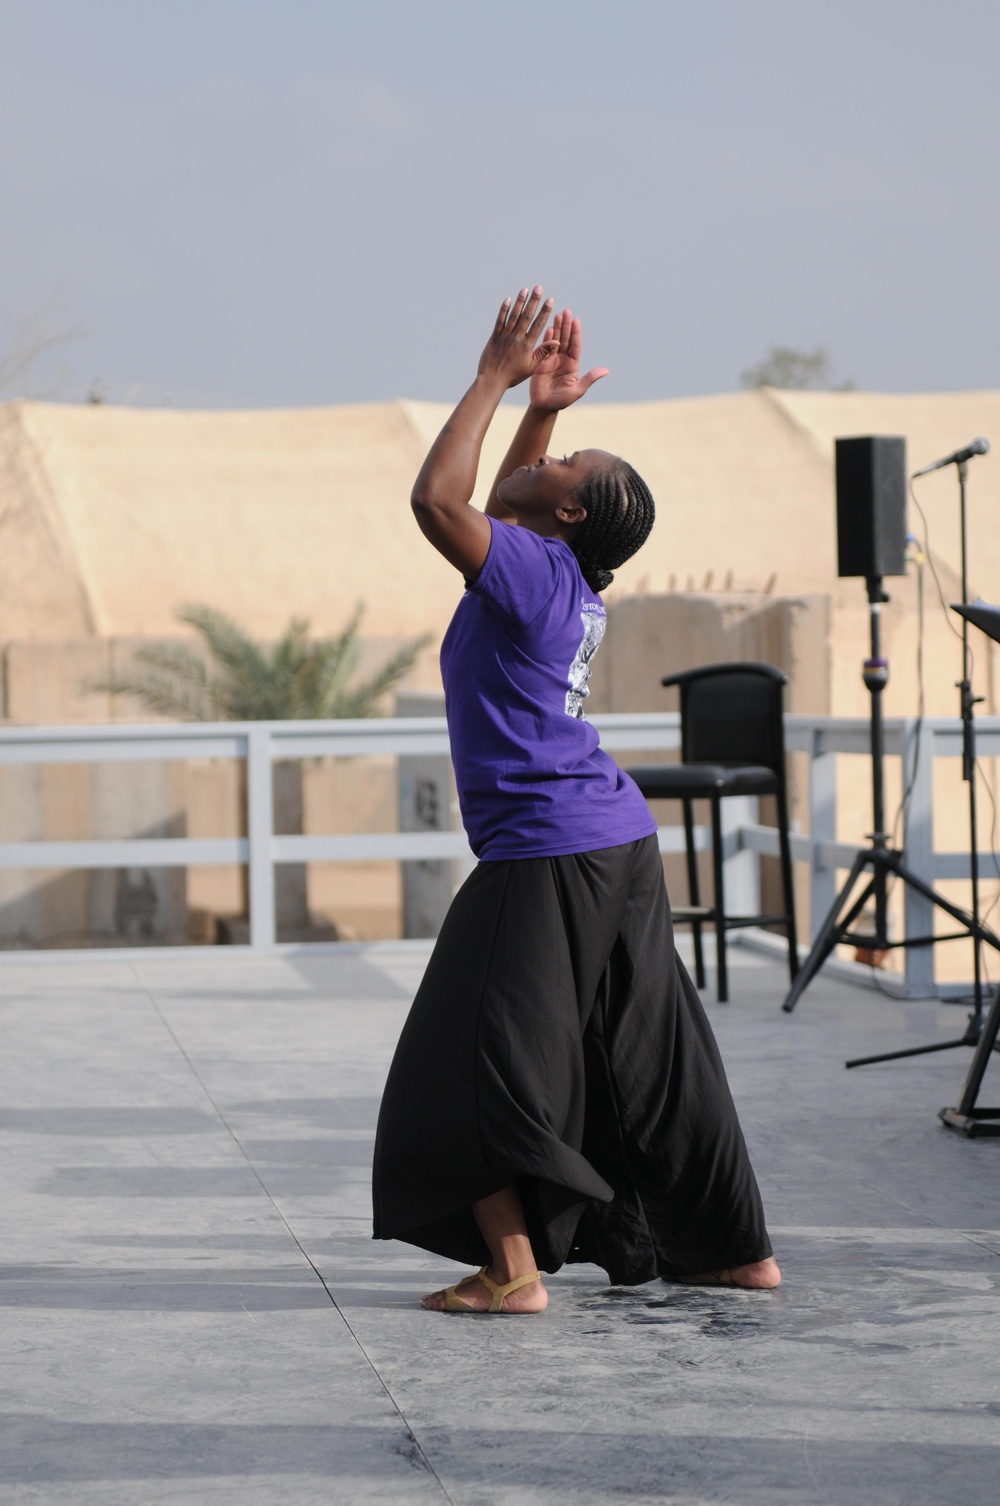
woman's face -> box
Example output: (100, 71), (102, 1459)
(497, 448), (614, 532)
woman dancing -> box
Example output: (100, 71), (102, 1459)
(372, 286), (780, 1314)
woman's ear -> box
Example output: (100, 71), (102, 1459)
(556, 502), (587, 526)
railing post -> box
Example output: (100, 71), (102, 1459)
(722, 795), (759, 918)
(809, 732), (837, 941)
(901, 717), (935, 997)
(246, 727), (276, 949)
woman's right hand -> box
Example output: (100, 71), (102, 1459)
(529, 308), (609, 412)
(477, 286), (556, 390)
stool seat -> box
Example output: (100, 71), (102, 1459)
(629, 763), (779, 799)
(624, 661), (798, 1003)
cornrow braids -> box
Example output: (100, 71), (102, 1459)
(570, 459), (655, 593)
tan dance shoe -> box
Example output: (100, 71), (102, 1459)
(442, 1266), (544, 1313)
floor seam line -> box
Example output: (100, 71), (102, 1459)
(131, 965), (456, 1506)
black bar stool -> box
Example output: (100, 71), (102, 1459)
(627, 662), (799, 1002)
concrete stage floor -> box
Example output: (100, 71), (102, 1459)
(1, 940), (998, 1505)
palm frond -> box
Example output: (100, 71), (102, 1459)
(88, 669), (214, 721)
(88, 642), (214, 720)
(92, 602), (429, 721)
(176, 603), (271, 686)
(128, 642), (211, 688)
(331, 633), (432, 719)
(272, 617), (313, 678)
(307, 604), (365, 693)
(176, 603), (286, 720)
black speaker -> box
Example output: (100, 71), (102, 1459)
(835, 435), (907, 578)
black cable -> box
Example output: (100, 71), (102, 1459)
(908, 479), (965, 646)
(909, 477), (980, 685)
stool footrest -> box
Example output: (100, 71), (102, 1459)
(672, 910), (792, 930)
(723, 913), (791, 931)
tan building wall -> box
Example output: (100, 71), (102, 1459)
(0, 757), (187, 948)
(2, 385), (998, 962)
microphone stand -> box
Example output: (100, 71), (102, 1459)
(940, 568), (1000, 1134)
(955, 460), (985, 1017)
(940, 975), (1000, 1135)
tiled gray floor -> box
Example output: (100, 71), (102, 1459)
(0, 942), (998, 1504)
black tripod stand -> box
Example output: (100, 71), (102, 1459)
(940, 977), (1000, 1135)
(782, 553), (1000, 1064)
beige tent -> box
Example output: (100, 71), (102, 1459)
(2, 389), (999, 648)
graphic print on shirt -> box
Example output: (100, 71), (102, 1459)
(565, 606), (606, 718)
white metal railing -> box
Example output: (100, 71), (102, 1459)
(767, 714), (1000, 996)
(0, 712), (998, 995)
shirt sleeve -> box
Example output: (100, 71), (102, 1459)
(469, 517), (563, 628)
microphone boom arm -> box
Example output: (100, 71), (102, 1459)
(912, 437), (990, 478)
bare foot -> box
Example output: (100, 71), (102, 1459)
(729, 1256), (781, 1288)
(679, 1256), (781, 1289)
(421, 1267), (549, 1313)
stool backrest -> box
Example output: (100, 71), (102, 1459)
(663, 662), (788, 772)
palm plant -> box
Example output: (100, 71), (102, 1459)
(94, 603), (431, 721)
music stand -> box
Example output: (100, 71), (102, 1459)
(953, 598), (1000, 643)
(941, 598), (1000, 1136)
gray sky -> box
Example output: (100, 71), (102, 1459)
(3, 0), (999, 407)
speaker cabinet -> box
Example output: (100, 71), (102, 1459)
(835, 435), (907, 578)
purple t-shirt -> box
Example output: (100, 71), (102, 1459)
(439, 517), (656, 861)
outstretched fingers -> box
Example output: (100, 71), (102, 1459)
(509, 287), (530, 323)
(528, 300), (554, 341)
(481, 285), (559, 391)
(495, 285), (557, 346)
(516, 285), (550, 337)
(515, 285), (540, 324)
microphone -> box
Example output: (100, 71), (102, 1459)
(912, 437), (990, 477)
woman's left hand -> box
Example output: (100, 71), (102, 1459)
(529, 309), (609, 412)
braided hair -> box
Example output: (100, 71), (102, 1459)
(570, 459), (655, 593)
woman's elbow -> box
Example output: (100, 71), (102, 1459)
(410, 491), (450, 525)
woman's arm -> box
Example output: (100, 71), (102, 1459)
(485, 309), (610, 521)
(410, 287), (555, 577)
(483, 407), (557, 522)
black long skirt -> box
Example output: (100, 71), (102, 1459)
(371, 833), (772, 1284)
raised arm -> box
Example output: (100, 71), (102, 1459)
(485, 309), (610, 521)
(410, 287), (555, 577)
